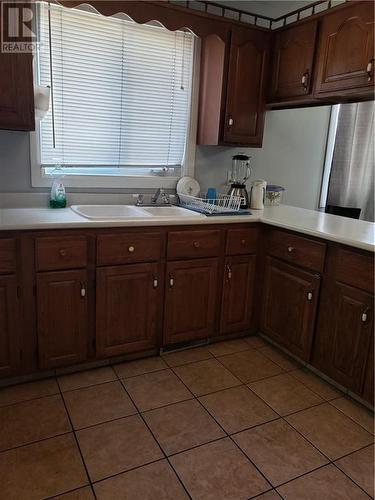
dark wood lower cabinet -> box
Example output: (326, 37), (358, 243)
(96, 263), (161, 357)
(164, 258), (218, 345)
(313, 281), (373, 393)
(220, 255), (256, 335)
(261, 257), (321, 361)
(37, 270), (88, 369)
(0, 275), (19, 376)
(362, 336), (374, 406)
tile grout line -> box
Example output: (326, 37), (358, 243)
(169, 362), (276, 497)
(56, 376), (98, 500)
(116, 377), (194, 500)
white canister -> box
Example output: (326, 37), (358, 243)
(250, 179), (267, 210)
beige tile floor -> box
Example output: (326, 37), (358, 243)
(0, 336), (373, 499)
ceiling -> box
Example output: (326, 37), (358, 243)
(214, 1), (316, 18)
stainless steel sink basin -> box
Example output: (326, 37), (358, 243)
(70, 204), (204, 220)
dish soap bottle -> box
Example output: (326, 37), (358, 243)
(49, 176), (66, 208)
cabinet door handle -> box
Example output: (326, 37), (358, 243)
(153, 277), (158, 288)
(287, 246), (295, 253)
(366, 59), (374, 81)
(128, 245), (135, 253)
(59, 248), (67, 257)
(227, 265), (232, 280)
(241, 239), (246, 246)
(361, 308), (370, 323)
(228, 116), (234, 127)
(169, 275), (174, 288)
(301, 70), (309, 91)
(307, 291), (313, 302)
(193, 241), (200, 248)
(80, 283), (86, 298)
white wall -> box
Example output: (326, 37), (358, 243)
(195, 106), (331, 210)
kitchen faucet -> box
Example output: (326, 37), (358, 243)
(151, 188), (170, 205)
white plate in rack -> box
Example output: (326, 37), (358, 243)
(177, 176), (200, 197)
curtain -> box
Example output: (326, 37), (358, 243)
(326, 101), (374, 222)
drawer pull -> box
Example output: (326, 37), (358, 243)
(193, 241), (200, 248)
(287, 246), (295, 253)
(128, 245), (135, 253)
(153, 277), (158, 289)
(366, 59), (374, 81)
(80, 284), (86, 298)
(59, 249), (67, 257)
(169, 275), (174, 288)
(241, 239), (246, 246)
(307, 292), (313, 302)
(228, 116), (234, 127)
(301, 70), (309, 91)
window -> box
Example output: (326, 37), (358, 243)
(31, 2), (196, 188)
(320, 101), (374, 222)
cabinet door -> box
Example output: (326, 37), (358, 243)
(0, 275), (19, 376)
(223, 27), (270, 146)
(362, 336), (374, 406)
(270, 20), (318, 99)
(220, 255), (256, 335)
(37, 270), (88, 369)
(0, 2), (35, 131)
(315, 2), (374, 95)
(164, 258), (218, 345)
(96, 263), (161, 357)
(315, 282), (373, 393)
(261, 257), (321, 361)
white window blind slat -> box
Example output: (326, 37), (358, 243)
(37, 3), (194, 169)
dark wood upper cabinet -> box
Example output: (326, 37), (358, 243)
(220, 255), (256, 335)
(314, 1), (374, 96)
(198, 27), (270, 147)
(0, 2), (35, 131)
(164, 258), (218, 345)
(0, 275), (19, 376)
(223, 27), (270, 146)
(261, 257), (321, 361)
(96, 263), (161, 358)
(37, 270), (88, 369)
(270, 20), (318, 100)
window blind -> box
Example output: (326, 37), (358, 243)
(37, 3), (194, 169)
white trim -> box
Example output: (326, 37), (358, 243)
(30, 35), (200, 190)
(319, 104), (340, 208)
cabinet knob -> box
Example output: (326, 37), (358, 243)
(153, 277), (158, 289)
(59, 249), (67, 257)
(227, 265), (232, 280)
(301, 70), (309, 91)
(366, 59), (374, 81)
(287, 246), (294, 253)
(128, 245), (135, 253)
(307, 292), (313, 302)
(80, 283), (86, 298)
(228, 117), (234, 127)
(169, 275), (174, 288)
(241, 239), (246, 246)
(193, 241), (200, 248)
(361, 308), (370, 323)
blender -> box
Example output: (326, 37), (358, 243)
(228, 153), (251, 209)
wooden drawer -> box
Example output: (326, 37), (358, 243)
(226, 227), (258, 255)
(335, 247), (374, 293)
(266, 229), (326, 272)
(167, 230), (221, 260)
(35, 236), (87, 271)
(97, 232), (162, 266)
(0, 239), (16, 274)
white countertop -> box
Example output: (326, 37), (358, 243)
(0, 204), (373, 252)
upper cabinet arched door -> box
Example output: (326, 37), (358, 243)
(315, 1), (374, 96)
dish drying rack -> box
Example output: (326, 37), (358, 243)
(179, 193), (245, 215)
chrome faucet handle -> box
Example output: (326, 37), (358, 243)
(136, 194), (144, 205)
(160, 190), (170, 204)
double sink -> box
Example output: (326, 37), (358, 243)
(71, 204), (205, 220)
